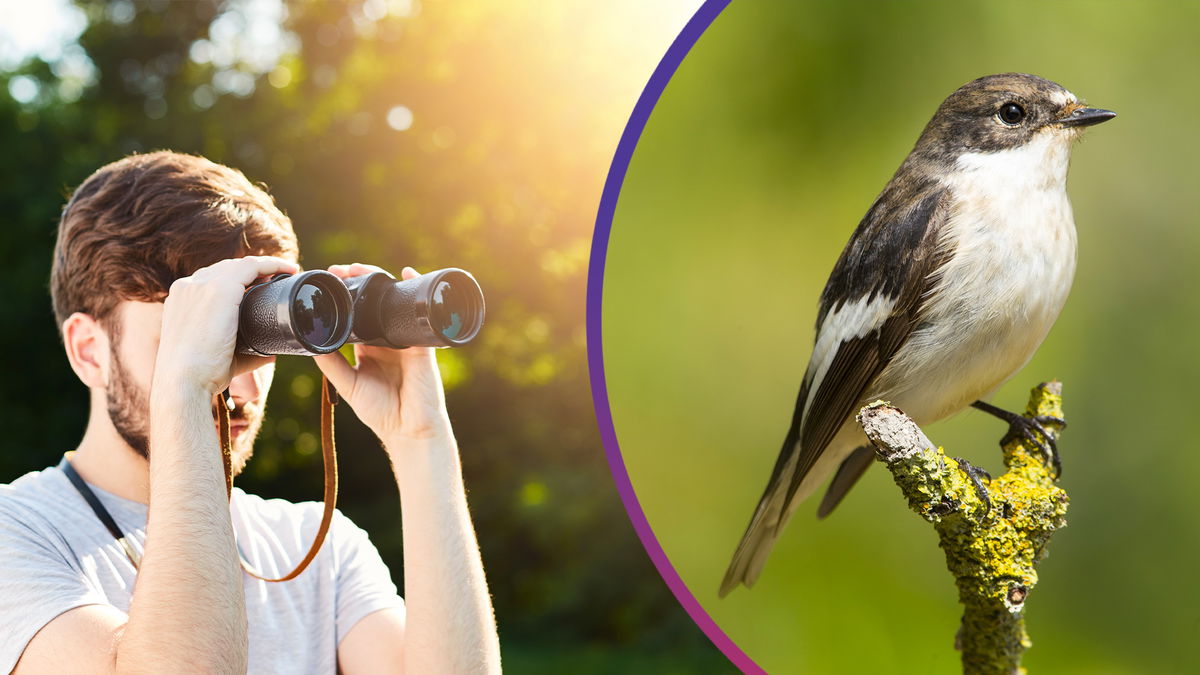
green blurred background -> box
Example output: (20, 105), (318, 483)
(0, 0), (740, 672)
(604, 1), (1200, 673)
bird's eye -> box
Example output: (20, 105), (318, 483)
(998, 102), (1026, 125)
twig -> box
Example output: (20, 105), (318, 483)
(857, 382), (1069, 675)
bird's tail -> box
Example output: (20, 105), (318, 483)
(720, 434), (859, 596)
(719, 476), (791, 597)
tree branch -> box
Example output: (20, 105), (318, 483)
(857, 382), (1069, 675)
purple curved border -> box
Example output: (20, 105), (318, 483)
(585, 1), (764, 673)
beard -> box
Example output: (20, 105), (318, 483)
(106, 346), (151, 459)
(212, 394), (266, 476)
(106, 347), (264, 475)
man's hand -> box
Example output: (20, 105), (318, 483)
(154, 256), (299, 396)
(314, 264), (453, 443)
(99, 256), (300, 674)
(318, 263), (500, 674)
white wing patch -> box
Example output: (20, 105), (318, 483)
(801, 293), (897, 426)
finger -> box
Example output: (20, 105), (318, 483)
(313, 351), (358, 396)
(326, 264), (352, 279)
(327, 263), (388, 280)
(197, 255), (299, 286)
(232, 353), (276, 378)
(236, 256), (301, 284)
(400, 266), (420, 281)
(347, 262), (388, 277)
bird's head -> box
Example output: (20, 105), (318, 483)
(915, 73), (1115, 159)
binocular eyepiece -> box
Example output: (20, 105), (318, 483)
(235, 268), (485, 356)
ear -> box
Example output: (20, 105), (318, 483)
(62, 312), (112, 390)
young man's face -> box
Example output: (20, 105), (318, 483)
(108, 300), (274, 474)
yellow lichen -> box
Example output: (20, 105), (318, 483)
(863, 382), (1068, 675)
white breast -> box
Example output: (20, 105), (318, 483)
(872, 130), (1079, 424)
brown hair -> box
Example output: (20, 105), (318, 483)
(51, 151), (300, 333)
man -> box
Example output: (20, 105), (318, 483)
(0, 151), (502, 673)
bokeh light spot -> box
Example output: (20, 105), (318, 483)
(274, 417), (299, 440)
(267, 64), (292, 88)
(106, 0), (135, 25)
(386, 104), (413, 131)
(519, 480), (548, 508)
(295, 431), (318, 455)
(191, 84), (216, 109)
(290, 373), (314, 399)
(7, 76), (38, 104)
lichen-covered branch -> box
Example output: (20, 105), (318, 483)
(857, 383), (1069, 675)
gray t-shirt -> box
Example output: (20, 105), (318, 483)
(0, 463), (405, 673)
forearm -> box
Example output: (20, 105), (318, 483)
(116, 386), (247, 673)
(390, 430), (500, 674)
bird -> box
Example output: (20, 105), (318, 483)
(719, 73), (1114, 597)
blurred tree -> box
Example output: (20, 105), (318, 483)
(0, 0), (728, 671)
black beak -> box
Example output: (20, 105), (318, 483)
(1058, 107), (1117, 128)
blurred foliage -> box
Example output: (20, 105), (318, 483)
(605, 1), (1200, 673)
(0, 0), (732, 671)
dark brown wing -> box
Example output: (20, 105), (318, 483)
(721, 179), (952, 596)
(779, 181), (951, 509)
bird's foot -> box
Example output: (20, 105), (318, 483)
(971, 400), (1065, 478)
(952, 456), (992, 514)
(1001, 415), (1065, 477)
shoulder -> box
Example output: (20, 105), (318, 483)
(0, 467), (98, 583)
(818, 179), (951, 325)
(0, 467), (76, 530)
(1, 465), (70, 501)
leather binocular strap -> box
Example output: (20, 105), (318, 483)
(217, 376), (339, 582)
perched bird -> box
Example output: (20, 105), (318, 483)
(719, 73), (1114, 597)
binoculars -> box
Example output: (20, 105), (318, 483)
(235, 268), (485, 356)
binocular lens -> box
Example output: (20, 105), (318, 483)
(431, 279), (468, 341)
(293, 283), (342, 348)
(344, 268), (485, 349)
(236, 270), (353, 356)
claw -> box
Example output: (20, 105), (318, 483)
(953, 457), (992, 515)
(1000, 418), (1054, 460)
(972, 401), (1064, 478)
(1032, 415), (1066, 476)
(1036, 415), (1067, 431)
